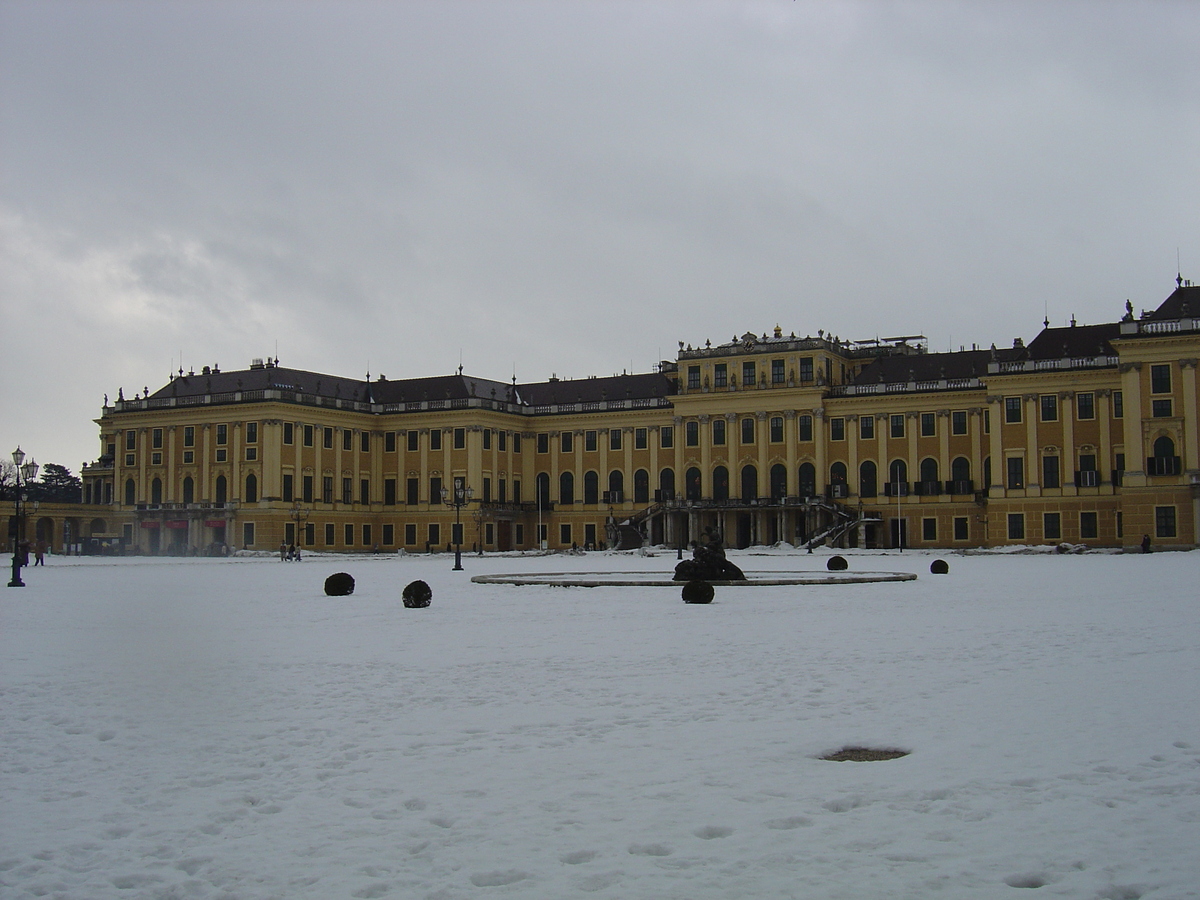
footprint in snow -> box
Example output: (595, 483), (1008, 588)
(694, 825), (734, 840)
(559, 850), (597, 865)
(627, 843), (672, 856)
(469, 870), (529, 887)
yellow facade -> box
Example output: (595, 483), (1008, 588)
(59, 284), (1200, 555)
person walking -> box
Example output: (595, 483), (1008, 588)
(279, 541), (287, 561)
(34, 540), (46, 566)
(1141, 534), (1151, 554)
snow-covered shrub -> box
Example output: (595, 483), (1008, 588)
(681, 580), (714, 604)
(402, 580), (433, 608)
(827, 555), (848, 571)
(324, 572), (355, 596)
(930, 559), (949, 574)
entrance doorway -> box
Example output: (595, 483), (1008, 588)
(497, 520), (512, 552)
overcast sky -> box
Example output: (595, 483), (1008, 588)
(1, 0), (1197, 472)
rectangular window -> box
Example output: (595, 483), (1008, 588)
(515, 523), (524, 545)
(454, 428), (466, 450)
(537, 433), (549, 454)
(1007, 456), (1024, 490)
(360, 479), (370, 505)
(345, 524), (354, 545)
(770, 417), (785, 442)
(799, 415), (813, 442)
(151, 451), (162, 466)
(635, 428), (647, 450)
(342, 477), (353, 504)
(184, 426), (195, 447)
(242, 522), (255, 547)
(325, 523), (335, 545)
(343, 429), (353, 451)
(283, 422), (294, 444)
(361, 431), (370, 453)
(920, 413), (935, 437)
(406, 478), (418, 505)
(922, 517), (937, 541)
(152, 428), (163, 449)
(1007, 513), (1025, 540)
(687, 365), (700, 389)
(216, 424), (228, 445)
(407, 430), (419, 452)
(860, 415), (875, 440)
(560, 432), (572, 453)
(512, 480), (521, 503)
(485, 523), (493, 546)
(498, 431), (507, 452)
(1004, 397), (1022, 424)
(323, 476), (334, 504)
(1040, 395), (1058, 422)
(714, 363), (727, 387)
(951, 411), (967, 435)
(283, 473), (294, 502)
(1152, 399), (1173, 418)
(303, 475), (314, 504)
(215, 448), (227, 463)
(799, 357), (813, 382)
(891, 414), (904, 439)
(711, 419), (726, 445)
(1080, 512), (1098, 539)
(482, 429), (491, 450)
(984, 409), (990, 434)
(1076, 392), (1095, 420)
(244, 422), (257, 444)
(304, 523), (315, 546)
(245, 447), (257, 461)
(482, 477), (491, 502)
(1044, 512), (1061, 540)
(610, 429), (622, 451)
(1042, 455), (1060, 489)
(304, 425), (314, 447)
(1112, 391), (1123, 418)
(741, 418), (755, 444)
(430, 476), (442, 505)
(384, 478), (397, 505)
(1150, 363), (1172, 394)
(405, 523), (417, 545)
(428, 523), (440, 546)
(585, 430), (597, 451)
(1155, 506), (1177, 538)
(498, 479), (506, 502)
(660, 426), (673, 449)
(323, 427), (333, 449)
(513, 433), (521, 453)
(953, 516), (968, 541)
(560, 523), (572, 545)
(382, 524), (394, 546)
(829, 417), (845, 441)
(385, 431), (396, 452)
(742, 361), (756, 386)
(429, 430), (442, 451)
(125, 453), (135, 466)
(771, 359), (785, 384)
(183, 450), (194, 465)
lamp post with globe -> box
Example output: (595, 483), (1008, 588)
(8, 447), (39, 588)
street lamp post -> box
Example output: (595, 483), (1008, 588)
(289, 502), (310, 560)
(441, 476), (473, 571)
(8, 447), (40, 588)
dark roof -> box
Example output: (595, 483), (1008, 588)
(854, 348), (1001, 384)
(151, 365), (372, 403)
(369, 373), (520, 406)
(1024, 322), (1119, 360)
(1144, 283), (1200, 321)
(517, 372), (676, 406)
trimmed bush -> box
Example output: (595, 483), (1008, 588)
(402, 579), (433, 608)
(324, 572), (355, 596)
(930, 559), (950, 574)
(681, 580), (715, 604)
(827, 555), (848, 571)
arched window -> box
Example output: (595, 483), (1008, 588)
(1153, 435), (1175, 458)
(537, 472), (551, 509)
(919, 458), (939, 494)
(633, 469), (650, 504)
(1151, 436), (1179, 475)
(245, 472), (258, 503)
(151, 477), (163, 505)
(983, 456), (992, 489)
(584, 471), (599, 505)
(859, 460), (877, 497)
(215, 475), (227, 505)
(951, 456), (971, 483)
(798, 463), (816, 498)
(608, 470), (624, 501)
(712, 465), (729, 501)
(830, 461), (847, 483)
(124, 479), (135, 506)
(685, 467), (702, 501)
(182, 476), (194, 505)
(559, 471), (574, 505)
(741, 465), (758, 501)
(770, 464), (788, 499)
(888, 459), (907, 496)
(659, 467), (675, 500)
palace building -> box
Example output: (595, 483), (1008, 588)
(66, 279), (1200, 554)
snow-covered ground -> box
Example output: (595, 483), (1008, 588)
(2, 548), (1197, 900)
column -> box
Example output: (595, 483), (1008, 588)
(1023, 394), (1039, 494)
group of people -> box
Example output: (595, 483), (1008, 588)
(12, 540), (48, 567)
(279, 541), (302, 562)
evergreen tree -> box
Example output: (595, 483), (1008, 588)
(33, 464), (83, 503)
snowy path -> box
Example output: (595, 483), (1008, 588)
(2, 550), (1197, 899)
